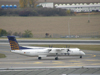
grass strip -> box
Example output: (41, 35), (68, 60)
(0, 38), (100, 40)
(0, 53), (6, 58)
(30, 45), (100, 51)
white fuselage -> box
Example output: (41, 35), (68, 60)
(11, 48), (85, 57)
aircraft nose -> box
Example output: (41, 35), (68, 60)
(81, 51), (85, 55)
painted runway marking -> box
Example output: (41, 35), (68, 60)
(53, 61), (64, 64)
(0, 61), (64, 64)
(93, 55), (96, 57)
(69, 60), (81, 62)
(87, 54), (97, 57)
(85, 59), (100, 61)
(91, 63), (100, 65)
(0, 61), (98, 65)
(73, 63), (82, 64)
(34, 62), (43, 64)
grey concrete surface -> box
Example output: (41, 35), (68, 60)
(0, 68), (100, 75)
(0, 44), (100, 68)
(0, 44), (100, 75)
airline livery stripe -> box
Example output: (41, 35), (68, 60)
(9, 40), (19, 50)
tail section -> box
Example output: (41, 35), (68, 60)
(7, 36), (20, 50)
(7, 36), (31, 50)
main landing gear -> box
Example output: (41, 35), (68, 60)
(55, 53), (58, 60)
(38, 57), (41, 60)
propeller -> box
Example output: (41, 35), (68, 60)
(67, 49), (70, 52)
(67, 49), (70, 55)
(48, 49), (52, 52)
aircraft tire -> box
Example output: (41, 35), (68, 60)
(38, 57), (41, 60)
(80, 56), (82, 58)
(55, 57), (58, 60)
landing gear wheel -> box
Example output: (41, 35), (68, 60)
(80, 56), (82, 58)
(55, 53), (58, 60)
(55, 57), (58, 60)
(38, 57), (41, 60)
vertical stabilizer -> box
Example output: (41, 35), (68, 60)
(7, 36), (20, 50)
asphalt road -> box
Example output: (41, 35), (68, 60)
(0, 39), (100, 45)
(0, 44), (100, 68)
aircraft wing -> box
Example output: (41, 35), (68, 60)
(55, 49), (65, 51)
(48, 48), (66, 53)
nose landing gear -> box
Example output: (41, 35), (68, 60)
(80, 56), (82, 58)
(55, 57), (58, 60)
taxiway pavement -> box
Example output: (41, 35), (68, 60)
(0, 44), (100, 68)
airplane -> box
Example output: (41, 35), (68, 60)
(7, 36), (85, 60)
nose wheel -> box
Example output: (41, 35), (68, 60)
(55, 57), (58, 60)
(80, 56), (82, 58)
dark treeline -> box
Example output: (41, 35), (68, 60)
(0, 8), (74, 16)
(0, 29), (33, 38)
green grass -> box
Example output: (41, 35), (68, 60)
(30, 44), (100, 51)
(0, 53), (6, 58)
(18, 38), (100, 40)
(0, 37), (100, 40)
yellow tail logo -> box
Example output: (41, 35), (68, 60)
(9, 40), (19, 50)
